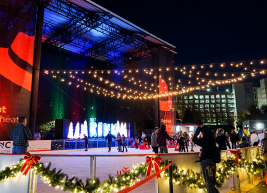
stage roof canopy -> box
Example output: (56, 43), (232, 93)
(41, 0), (176, 65)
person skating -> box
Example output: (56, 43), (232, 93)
(122, 134), (128, 152)
(134, 136), (139, 149)
(84, 134), (89, 151)
(151, 127), (159, 153)
(179, 133), (186, 152)
(105, 131), (115, 152)
(157, 124), (174, 153)
(116, 133), (122, 152)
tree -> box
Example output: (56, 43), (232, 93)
(191, 110), (202, 124)
(237, 109), (249, 124)
(261, 105), (267, 113)
(182, 109), (195, 124)
(246, 104), (262, 120)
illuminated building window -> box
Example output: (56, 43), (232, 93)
(185, 100), (188, 104)
(221, 104), (226, 108)
(184, 96), (188, 99)
(195, 100), (199, 103)
(200, 100), (204, 103)
(194, 104), (199, 108)
(216, 94), (220, 99)
(189, 95), (193, 99)
(200, 104), (204, 108)
(221, 95), (226, 98)
(211, 100), (215, 103)
(210, 104), (215, 108)
(200, 109), (204, 112)
(205, 104), (209, 108)
(210, 95), (215, 99)
(221, 99), (226, 103)
(199, 95), (204, 99)
(216, 104), (220, 107)
(205, 100), (210, 103)
(189, 100), (193, 103)
(205, 95), (209, 99)
(194, 95), (199, 99)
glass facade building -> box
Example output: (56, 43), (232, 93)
(176, 91), (235, 125)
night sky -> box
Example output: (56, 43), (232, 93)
(93, 1), (267, 66)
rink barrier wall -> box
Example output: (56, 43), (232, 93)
(0, 146), (263, 193)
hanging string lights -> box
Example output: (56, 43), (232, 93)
(44, 59), (267, 100)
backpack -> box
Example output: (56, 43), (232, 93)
(213, 145), (221, 163)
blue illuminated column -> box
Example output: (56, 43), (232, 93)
(103, 123), (110, 137)
(89, 118), (97, 137)
(98, 122), (103, 137)
(111, 123), (117, 136)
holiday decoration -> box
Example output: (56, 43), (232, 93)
(0, 154), (264, 192)
(146, 156), (161, 178)
(20, 152), (41, 176)
(230, 150), (244, 165)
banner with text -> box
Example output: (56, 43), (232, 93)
(0, 2), (37, 140)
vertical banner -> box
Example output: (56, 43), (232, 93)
(159, 77), (174, 134)
(0, 1), (36, 140)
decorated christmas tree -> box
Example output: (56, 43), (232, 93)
(67, 122), (74, 139)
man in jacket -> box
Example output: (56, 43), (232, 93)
(215, 128), (231, 150)
(157, 124), (174, 153)
(10, 117), (32, 154)
(151, 127), (159, 153)
(105, 131), (115, 152)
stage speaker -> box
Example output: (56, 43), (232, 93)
(55, 119), (68, 139)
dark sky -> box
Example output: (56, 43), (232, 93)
(93, 0), (267, 65)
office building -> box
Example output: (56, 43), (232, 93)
(176, 91), (235, 125)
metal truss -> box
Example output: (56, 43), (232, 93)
(0, 0), (37, 36)
(43, 0), (172, 66)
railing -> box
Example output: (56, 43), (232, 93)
(0, 146), (264, 193)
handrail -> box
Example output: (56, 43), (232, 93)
(0, 146), (260, 157)
(118, 163), (172, 193)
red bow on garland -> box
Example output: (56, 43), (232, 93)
(230, 150), (244, 165)
(122, 167), (130, 173)
(146, 156), (161, 178)
(20, 152), (41, 176)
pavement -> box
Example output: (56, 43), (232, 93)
(227, 178), (267, 193)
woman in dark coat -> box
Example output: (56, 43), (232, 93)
(215, 128), (231, 150)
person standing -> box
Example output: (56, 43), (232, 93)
(238, 137), (250, 148)
(230, 129), (239, 149)
(105, 131), (115, 152)
(215, 128), (231, 150)
(84, 134), (89, 151)
(260, 131), (267, 174)
(193, 126), (219, 193)
(190, 133), (194, 152)
(250, 132), (258, 146)
(117, 133), (122, 152)
(258, 130), (265, 146)
(151, 127), (159, 153)
(10, 117), (32, 154)
(184, 132), (189, 152)
(134, 136), (139, 149)
(157, 124), (174, 153)
(179, 133), (186, 152)
(122, 134), (128, 152)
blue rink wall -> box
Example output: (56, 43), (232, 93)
(51, 139), (132, 151)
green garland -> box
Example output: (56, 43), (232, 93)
(0, 155), (264, 193)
